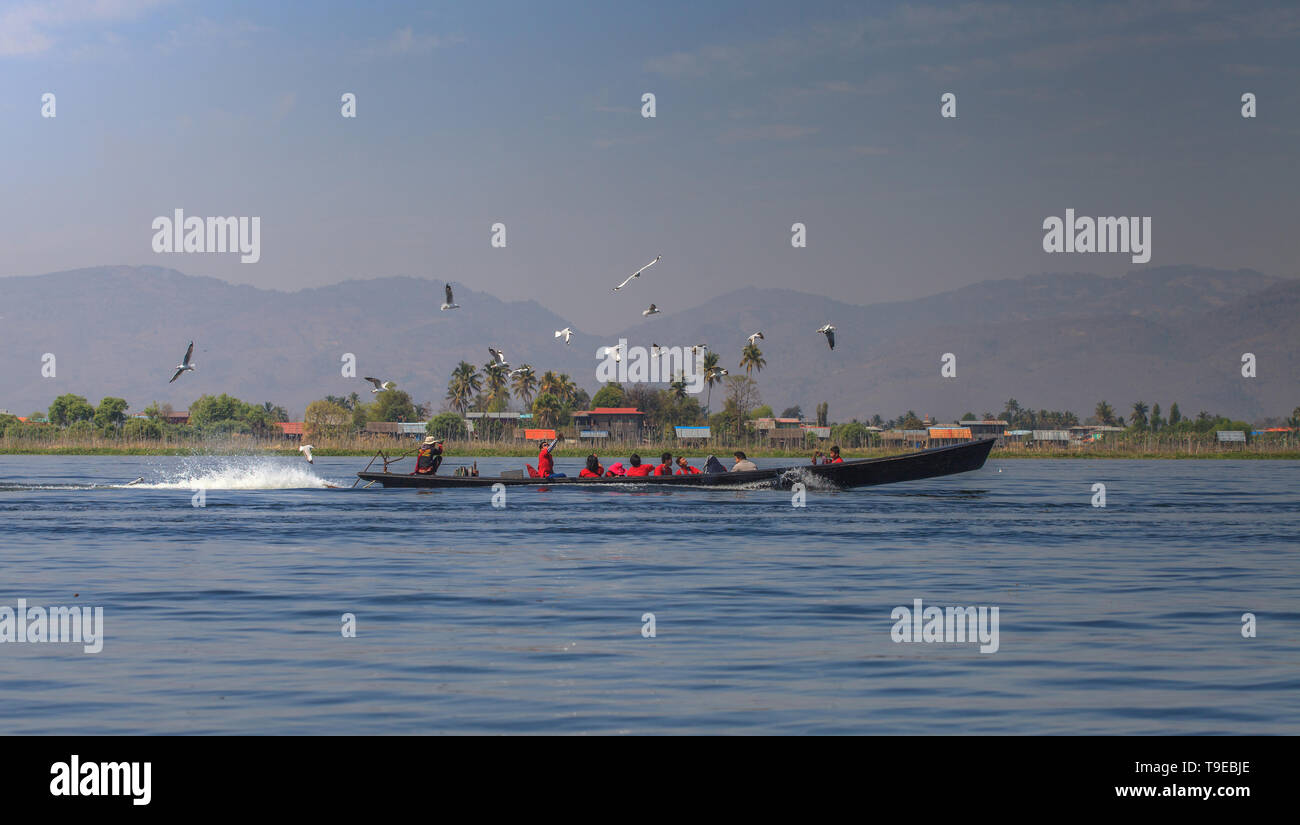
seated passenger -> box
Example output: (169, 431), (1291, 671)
(826, 445), (844, 464)
(579, 454), (604, 478)
(536, 436), (566, 478)
(653, 451), (674, 476)
(703, 455), (728, 474)
(674, 456), (701, 475)
(731, 451), (758, 472)
(605, 461), (627, 477)
(811, 449), (823, 464)
(624, 454), (654, 477)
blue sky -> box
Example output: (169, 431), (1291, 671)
(1, 0), (1297, 332)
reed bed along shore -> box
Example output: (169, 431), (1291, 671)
(2, 433), (1297, 460)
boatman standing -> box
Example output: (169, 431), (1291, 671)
(414, 436), (443, 475)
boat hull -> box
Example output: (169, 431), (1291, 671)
(356, 438), (995, 490)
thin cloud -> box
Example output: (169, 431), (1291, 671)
(361, 25), (464, 58)
(717, 124), (819, 143)
(0, 0), (169, 57)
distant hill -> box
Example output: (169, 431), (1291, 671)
(0, 264), (1295, 422)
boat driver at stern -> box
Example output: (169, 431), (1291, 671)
(414, 436), (444, 475)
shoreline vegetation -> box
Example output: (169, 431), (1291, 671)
(5, 389), (1297, 461)
(2, 435), (1297, 460)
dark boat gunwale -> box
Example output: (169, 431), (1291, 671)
(355, 438), (995, 490)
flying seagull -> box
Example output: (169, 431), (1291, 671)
(555, 327), (573, 344)
(441, 284), (459, 311)
(299, 444), (314, 464)
(817, 324), (836, 350)
(613, 254), (661, 291)
(168, 341), (195, 383)
(488, 347), (509, 368)
(747, 332), (764, 345)
(642, 303), (661, 316)
(509, 366), (531, 378)
(602, 343), (623, 363)
(364, 376), (397, 393)
(689, 344), (709, 356)
(707, 367), (729, 380)
(650, 343), (664, 359)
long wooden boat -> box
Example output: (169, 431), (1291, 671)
(356, 438), (995, 490)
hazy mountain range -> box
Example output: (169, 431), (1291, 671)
(0, 265), (1295, 422)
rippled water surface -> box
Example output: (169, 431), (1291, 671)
(1, 454), (1296, 734)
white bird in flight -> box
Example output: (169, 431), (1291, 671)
(602, 343), (623, 363)
(650, 343), (664, 359)
(168, 341), (195, 384)
(817, 324), (836, 350)
(690, 344), (708, 356)
(441, 284), (459, 311)
(612, 254), (661, 291)
(299, 444), (314, 464)
(509, 366), (531, 378)
(364, 376), (397, 393)
(707, 367), (729, 380)
(555, 327), (573, 345)
(488, 347), (509, 368)
(747, 332), (764, 345)
(642, 303), (661, 316)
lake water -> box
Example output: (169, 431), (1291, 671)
(1, 454), (1296, 734)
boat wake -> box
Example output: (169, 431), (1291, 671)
(108, 457), (337, 490)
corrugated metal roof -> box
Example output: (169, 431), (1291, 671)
(675, 426), (711, 437)
(1032, 430), (1070, 440)
(929, 427), (972, 439)
(1217, 430), (1246, 442)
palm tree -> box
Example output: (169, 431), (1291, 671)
(739, 343), (766, 375)
(446, 361), (481, 414)
(483, 362), (510, 409)
(511, 365), (538, 407)
(532, 393), (564, 427)
(702, 351), (721, 412)
(1130, 401), (1149, 430)
(538, 370), (563, 399)
(556, 373), (578, 407)
(669, 372), (688, 400)
(1095, 400), (1116, 426)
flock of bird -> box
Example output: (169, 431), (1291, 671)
(163, 254), (837, 462)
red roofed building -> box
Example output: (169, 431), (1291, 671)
(278, 422), (304, 439)
(570, 407), (644, 441)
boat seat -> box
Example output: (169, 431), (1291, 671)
(500, 469), (524, 479)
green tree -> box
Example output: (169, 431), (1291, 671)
(483, 363), (510, 409)
(702, 351), (722, 411)
(189, 394), (252, 426)
(1168, 403), (1182, 426)
(48, 393), (95, 426)
(122, 418), (164, 440)
(816, 401), (829, 427)
(1150, 403), (1164, 431)
(304, 400), (351, 439)
(668, 373), (688, 401)
(426, 412), (468, 440)
(960, 411), (976, 421)
(371, 389), (418, 422)
(1130, 401), (1150, 431)
(511, 365), (538, 408)
(531, 392), (564, 427)
(739, 343), (766, 375)
(591, 382), (625, 408)
(261, 402), (289, 423)
(93, 397), (130, 430)
(446, 361), (481, 414)
(1094, 400), (1116, 426)
(781, 405), (803, 420)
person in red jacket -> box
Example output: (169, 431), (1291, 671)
(537, 437), (561, 478)
(624, 454), (654, 477)
(674, 456), (701, 475)
(653, 451), (674, 476)
(826, 445), (844, 464)
(579, 454), (604, 478)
